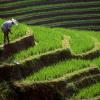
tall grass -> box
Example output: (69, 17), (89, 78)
(21, 57), (100, 83)
(5, 25), (95, 63)
(53, 28), (94, 53)
(5, 26), (62, 63)
(76, 82), (100, 99)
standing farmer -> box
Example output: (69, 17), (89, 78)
(1, 18), (18, 45)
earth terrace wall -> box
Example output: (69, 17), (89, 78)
(0, 48), (71, 81)
(13, 67), (100, 100)
(0, 34), (35, 59)
(0, 46), (100, 81)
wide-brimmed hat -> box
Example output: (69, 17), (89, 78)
(11, 18), (18, 25)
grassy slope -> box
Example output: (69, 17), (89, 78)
(4, 26), (95, 63)
(76, 82), (100, 99)
(21, 57), (100, 83)
(0, 18), (100, 97)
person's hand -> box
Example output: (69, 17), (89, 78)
(10, 31), (13, 34)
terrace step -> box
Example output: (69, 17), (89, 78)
(38, 19), (100, 31)
(0, 48), (71, 81)
(1, 0), (99, 11)
(27, 16), (100, 26)
(57, 24), (100, 31)
(1, 2), (100, 17)
(12, 67), (100, 100)
(0, 34), (35, 60)
(0, 42), (100, 81)
(1, 1), (100, 30)
(72, 36), (100, 58)
(23, 13), (100, 24)
(0, 0), (76, 10)
(0, 0), (97, 4)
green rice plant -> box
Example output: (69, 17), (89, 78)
(21, 57), (100, 83)
(5, 26), (62, 63)
(5, 25), (95, 63)
(21, 59), (90, 83)
(76, 82), (100, 99)
(0, 18), (28, 45)
(52, 28), (94, 54)
(85, 31), (100, 42)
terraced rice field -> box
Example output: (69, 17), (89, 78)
(0, 0), (100, 30)
(0, 18), (100, 100)
(0, 0), (100, 100)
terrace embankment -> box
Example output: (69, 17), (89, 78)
(73, 37), (100, 59)
(12, 67), (100, 100)
(0, 43), (100, 81)
(0, 34), (35, 60)
(0, 48), (71, 81)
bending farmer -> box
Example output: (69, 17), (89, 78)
(1, 18), (18, 45)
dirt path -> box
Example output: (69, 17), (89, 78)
(62, 35), (70, 49)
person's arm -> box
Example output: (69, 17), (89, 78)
(8, 29), (12, 34)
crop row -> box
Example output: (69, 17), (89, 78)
(0, 0), (100, 11)
(21, 57), (100, 82)
(25, 13), (100, 23)
(4, 26), (95, 63)
(1, 1), (100, 15)
(76, 82), (100, 99)
(0, 6), (99, 17)
(61, 25), (100, 31)
(0, 0), (97, 7)
(26, 14), (100, 25)
(0, 0), (45, 5)
(0, 0), (72, 10)
(12, 7), (100, 22)
(40, 19), (100, 28)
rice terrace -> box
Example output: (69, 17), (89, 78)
(0, 0), (100, 100)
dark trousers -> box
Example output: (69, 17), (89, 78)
(1, 27), (10, 45)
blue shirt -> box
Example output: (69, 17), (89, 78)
(1, 20), (13, 30)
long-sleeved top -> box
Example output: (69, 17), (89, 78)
(1, 20), (13, 30)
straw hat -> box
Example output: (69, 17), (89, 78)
(11, 18), (18, 25)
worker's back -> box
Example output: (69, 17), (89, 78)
(1, 18), (18, 45)
(1, 20), (13, 30)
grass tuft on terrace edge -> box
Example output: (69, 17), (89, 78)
(75, 82), (100, 99)
(20, 57), (100, 84)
